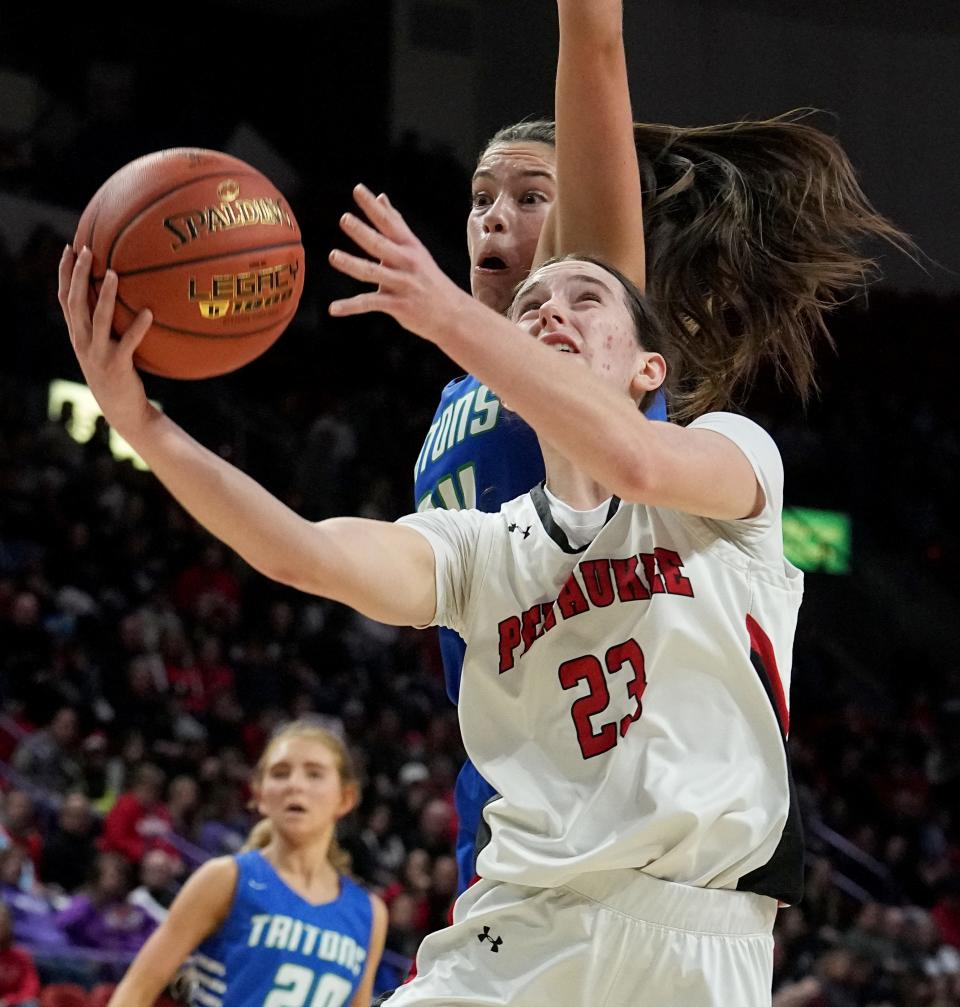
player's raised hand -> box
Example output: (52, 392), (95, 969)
(58, 245), (155, 437)
(328, 184), (472, 346)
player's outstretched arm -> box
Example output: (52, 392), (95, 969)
(58, 248), (439, 628)
(107, 858), (237, 1007)
(537, 0), (646, 287)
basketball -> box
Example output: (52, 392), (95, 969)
(73, 148), (305, 379)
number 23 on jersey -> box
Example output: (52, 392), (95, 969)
(559, 638), (647, 760)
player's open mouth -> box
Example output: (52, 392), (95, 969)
(284, 803), (307, 813)
(477, 256), (508, 272)
(540, 333), (580, 354)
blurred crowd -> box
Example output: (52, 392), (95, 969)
(0, 362), (464, 993)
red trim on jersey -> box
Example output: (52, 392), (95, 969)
(746, 613), (790, 736)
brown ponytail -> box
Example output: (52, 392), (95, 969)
(243, 719), (357, 874)
(634, 110), (915, 419)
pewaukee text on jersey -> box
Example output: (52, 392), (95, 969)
(497, 548), (694, 674)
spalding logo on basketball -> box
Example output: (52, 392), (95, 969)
(74, 148), (305, 379)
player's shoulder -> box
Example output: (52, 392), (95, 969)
(496, 489), (539, 524)
(166, 855), (238, 928)
(434, 372), (480, 405)
(400, 505), (491, 531)
(689, 410), (771, 438)
(689, 411), (783, 473)
(194, 854), (241, 883)
(499, 488), (537, 514)
(186, 855), (240, 898)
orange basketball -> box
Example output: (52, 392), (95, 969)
(73, 148), (305, 379)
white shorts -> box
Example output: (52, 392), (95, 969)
(385, 868), (777, 1007)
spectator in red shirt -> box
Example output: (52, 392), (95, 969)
(172, 542), (240, 620)
(932, 877), (960, 949)
(0, 701), (33, 766)
(380, 849), (431, 935)
(0, 902), (39, 1007)
(195, 635), (235, 698)
(97, 765), (178, 865)
(161, 628), (205, 715)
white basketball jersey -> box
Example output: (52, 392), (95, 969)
(399, 413), (804, 901)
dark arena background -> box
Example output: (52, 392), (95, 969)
(0, 1), (958, 1004)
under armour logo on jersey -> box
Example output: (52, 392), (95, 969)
(477, 925), (503, 952)
(508, 523), (531, 539)
(248, 880), (267, 890)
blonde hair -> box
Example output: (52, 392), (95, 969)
(242, 719), (358, 873)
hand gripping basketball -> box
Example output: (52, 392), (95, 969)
(328, 185), (471, 346)
(58, 245), (155, 437)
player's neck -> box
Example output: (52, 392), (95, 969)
(542, 450), (613, 510)
(263, 833), (339, 892)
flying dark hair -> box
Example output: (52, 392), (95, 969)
(484, 110), (913, 420)
(634, 110), (914, 418)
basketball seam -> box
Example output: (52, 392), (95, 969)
(93, 241), (303, 280)
(105, 169), (297, 272)
(115, 293), (295, 341)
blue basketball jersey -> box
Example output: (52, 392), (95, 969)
(192, 850), (373, 1007)
(413, 375), (667, 894)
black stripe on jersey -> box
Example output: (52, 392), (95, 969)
(530, 483), (621, 554)
(736, 616), (805, 906)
